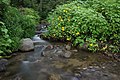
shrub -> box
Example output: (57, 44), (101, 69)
(0, 21), (12, 55)
(3, 6), (40, 51)
(78, 0), (120, 45)
(3, 6), (24, 51)
(0, 0), (10, 5)
(43, 1), (120, 53)
(19, 8), (40, 38)
(78, 0), (120, 52)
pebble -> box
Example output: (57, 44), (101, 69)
(72, 77), (79, 80)
(56, 50), (63, 54)
(90, 69), (96, 72)
(48, 74), (61, 80)
(83, 67), (87, 70)
(102, 66), (105, 69)
(74, 73), (82, 78)
(72, 49), (78, 52)
(63, 51), (72, 58)
(65, 44), (71, 50)
(0, 59), (8, 72)
(89, 66), (93, 69)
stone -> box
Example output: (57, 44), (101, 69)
(19, 38), (34, 51)
(72, 49), (78, 52)
(48, 74), (61, 80)
(74, 73), (82, 77)
(65, 44), (71, 50)
(56, 50), (63, 54)
(0, 59), (8, 72)
(113, 53), (120, 61)
(32, 35), (41, 41)
(62, 51), (72, 58)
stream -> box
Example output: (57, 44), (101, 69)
(0, 38), (120, 80)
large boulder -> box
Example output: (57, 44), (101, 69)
(19, 38), (34, 51)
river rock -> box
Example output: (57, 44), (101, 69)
(56, 50), (63, 54)
(72, 49), (78, 53)
(19, 38), (34, 51)
(61, 51), (72, 58)
(113, 53), (120, 61)
(48, 74), (61, 80)
(32, 35), (41, 41)
(0, 59), (8, 72)
(65, 44), (71, 50)
(72, 77), (79, 80)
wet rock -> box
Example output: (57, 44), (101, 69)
(71, 77), (79, 80)
(61, 51), (72, 58)
(56, 50), (63, 54)
(0, 59), (8, 72)
(48, 74), (61, 80)
(90, 68), (96, 72)
(83, 67), (87, 70)
(41, 51), (52, 57)
(72, 49), (78, 53)
(46, 45), (54, 50)
(32, 35), (41, 41)
(13, 76), (22, 80)
(65, 44), (71, 50)
(74, 73), (82, 78)
(114, 53), (120, 61)
(19, 38), (34, 51)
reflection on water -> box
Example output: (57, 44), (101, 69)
(21, 61), (34, 80)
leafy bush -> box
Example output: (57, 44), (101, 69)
(3, 6), (24, 51)
(0, 0), (10, 5)
(78, 0), (120, 52)
(3, 6), (40, 52)
(19, 8), (40, 38)
(0, 21), (12, 55)
(78, 0), (120, 45)
(43, 0), (120, 53)
(0, 1), (40, 55)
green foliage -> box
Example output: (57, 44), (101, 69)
(11, 0), (74, 19)
(0, 0), (40, 56)
(3, 6), (22, 51)
(2, 6), (40, 52)
(78, 0), (120, 45)
(0, 21), (12, 55)
(4, 6), (24, 38)
(19, 8), (40, 38)
(0, 0), (10, 5)
(43, 0), (120, 53)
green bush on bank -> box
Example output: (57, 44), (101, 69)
(3, 6), (40, 52)
(0, 21), (12, 55)
(0, 1), (40, 55)
(19, 8), (40, 38)
(77, 0), (120, 45)
(43, 0), (120, 53)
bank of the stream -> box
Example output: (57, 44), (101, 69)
(0, 41), (120, 80)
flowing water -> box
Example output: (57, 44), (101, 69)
(0, 38), (120, 80)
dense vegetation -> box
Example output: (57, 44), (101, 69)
(0, 0), (73, 56)
(0, 0), (119, 56)
(43, 0), (120, 53)
(10, 0), (74, 19)
(0, 0), (40, 56)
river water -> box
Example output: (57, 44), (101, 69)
(0, 39), (120, 80)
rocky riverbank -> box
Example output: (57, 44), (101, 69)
(0, 42), (120, 80)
